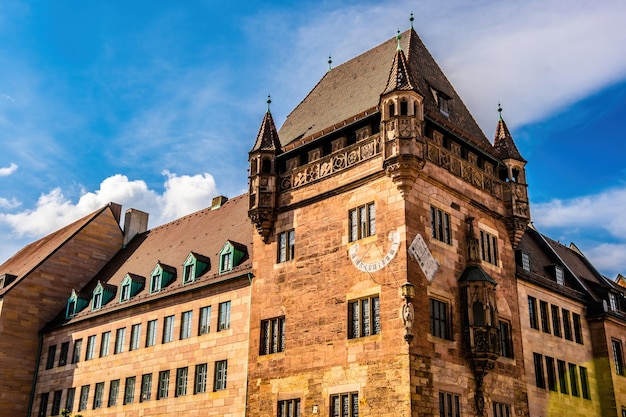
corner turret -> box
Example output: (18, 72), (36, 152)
(381, 30), (426, 196)
(494, 106), (529, 248)
(248, 97), (282, 243)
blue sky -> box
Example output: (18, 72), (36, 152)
(1, 0), (626, 277)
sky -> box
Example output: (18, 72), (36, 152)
(1, 0), (626, 278)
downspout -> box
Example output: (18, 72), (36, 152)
(243, 272), (254, 417)
(27, 331), (44, 417)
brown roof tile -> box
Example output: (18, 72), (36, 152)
(493, 117), (525, 162)
(278, 28), (493, 154)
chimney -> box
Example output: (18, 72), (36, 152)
(123, 208), (149, 247)
(211, 196), (228, 210)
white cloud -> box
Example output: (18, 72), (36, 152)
(0, 171), (219, 239)
(0, 197), (20, 209)
(0, 163), (18, 176)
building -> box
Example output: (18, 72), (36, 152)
(1, 24), (625, 417)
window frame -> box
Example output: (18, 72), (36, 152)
(158, 370), (170, 400)
(194, 363), (208, 394)
(438, 391), (460, 417)
(71, 339), (82, 364)
(46, 345), (56, 370)
(479, 229), (498, 265)
(348, 295), (381, 339)
(93, 382), (105, 409)
(58, 342), (69, 367)
(260, 316), (286, 355)
(521, 251), (531, 272)
(533, 352), (546, 389)
(176, 367), (188, 397)
(199, 306), (211, 335)
(146, 319), (158, 347)
(214, 360), (228, 391)
(78, 385), (90, 411)
(348, 202), (376, 242)
(499, 320), (514, 358)
(545, 356), (557, 391)
(551, 305), (562, 337)
(493, 402), (511, 417)
(180, 310), (193, 340)
(528, 296), (539, 330)
(85, 335), (96, 360)
(100, 331), (111, 357)
(66, 387), (75, 412)
(218, 301), (231, 331)
(277, 229), (296, 263)
(163, 315), (175, 343)
(51, 390), (62, 416)
(612, 339), (625, 376)
(562, 309), (573, 341)
(539, 300), (551, 333)
(141, 373), (152, 402)
(124, 376), (136, 405)
(430, 205), (451, 245)
(130, 323), (142, 351)
(580, 366), (591, 399)
(114, 327), (126, 354)
(569, 363), (580, 397)
(430, 298), (452, 340)
(330, 392), (359, 417)
(573, 313), (583, 344)
(557, 359), (568, 394)
(39, 392), (49, 417)
(278, 398), (301, 417)
(108, 380), (119, 407)
(555, 266), (565, 285)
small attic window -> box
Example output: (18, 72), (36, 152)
(609, 293), (618, 311)
(521, 252), (531, 272)
(119, 274), (145, 302)
(66, 290), (88, 319)
(555, 266), (564, 286)
(91, 282), (116, 311)
(120, 282), (131, 302)
(67, 300), (76, 318)
(92, 292), (103, 311)
(438, 94), (450, 117)
(183, 253), (210, 284)
(218, 241), (247, 274)
(183, 263), (195, 284)
(149, 263), (176, 294)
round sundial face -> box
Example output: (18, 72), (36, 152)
(349, 230), (401, 272)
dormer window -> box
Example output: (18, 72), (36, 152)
(555, 266), (564, 286)
(521, 252), (531, 272)
(119, 273), (145, 302)
(182, 253), (210, 285)
(66, 290), (89, 319)
(438, 94), (449, 117)
(149, 263), (176, 294)
(218, 241), (247, 274)
(91, 282), (116, 311)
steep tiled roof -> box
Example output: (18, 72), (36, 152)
(250, 110), (282, 153)
(0, 204), (118, 295)
(382, 43), (418, 95)
(278, 28), (492, 153)
(493, 117), (525, 162)
(543, 235), (603, 286)
(54, 194), (253, 324)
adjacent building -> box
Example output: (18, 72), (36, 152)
(1, 24), (624, 417)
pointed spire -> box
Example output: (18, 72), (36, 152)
(382, 33), (417, 95)
(493, 104), (525, 162)
(250, 97), (282, 154)
(410, 12), (414, 29)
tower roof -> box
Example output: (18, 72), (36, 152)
(493, 116), (526, 162)
(250, 109), (282, 154)
(382, 33), (418, 95)
(278, 28), (492, 153)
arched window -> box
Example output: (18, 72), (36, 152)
(389, 103), (395, 117)
(400, 99), (408, 116)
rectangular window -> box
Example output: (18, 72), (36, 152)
(528, 296), (538, 330)
(183, 263), (194, 284)
(555, 266), (565, 285)
(430, 298), (451, 340)
(194, 363), (208, 394)
(130, 324), (141, 351)
(141, 373), (152, 402)
(114, 327), (126, 354)
(533, 352), (546, 388)
(108, 380), (119, 407)
(214, 360), (228, 391)
(551, 305), (562, 337)
(557, 359), (568, 394)
(521, 251), (531, 272)
(150, 273), (161, 293)
(158, 370), (170, 399)
(180, 311), (193, 339)
(349, 202), (375, 242)
(580, 366), (591, 399)
(545, 356), (557, 391)
(331, 392), (359, 417)
(51, 390), (62, 416)
(573, 313), (583, 344)
(260, 316), (286, 355)
(120, 283), (131, 301)
(562, 309), (572, 341)
(348, 296), (381, 339)
(163, 315), (174, 343)
(479, 230), (498, 265)
(146, 319), (157, 347)
(78, 385), (89, 411)
(100, 331), (110, 357)
(539, 301), (550, 333)
(609, 293), (618, 311)
(93, 382), (104, 409)
(58, 342), (69, 366)
(66, 387), (75, 412)
(38, 393), (49, 417)
(85, 335), (96, 360)
(569, 363), (579, 397)
(438, 391), (460, 417)
(430, 206), (451, 244)
(499, 320), (514, 358)
(218, 301), (231, 331)
(612, 339), (625, 375)
(493, 402), (511, 417)
(46, 345), (56, 369)
(277, 229), (296, 262)
(278, 398), (301, 417)
(199, 306), (211, 335)
(71, 339), (82, 364)
(176, 367), (188, 397)
(124, 376), (135, 404)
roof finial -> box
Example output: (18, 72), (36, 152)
(328, 55), (332, 71)
(267, 94), (272, 113)
(396, 29), (402, 50)
(410, 12), (414, 29)
(497, 102), (503, 120)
